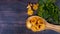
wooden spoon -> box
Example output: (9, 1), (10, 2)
(26, 16), (60, 33)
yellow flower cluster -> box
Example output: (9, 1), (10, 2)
(33, 3), (39, 10)
(27, 3), (39, 16)
(26, 16), (46, 32)
(27, 3), (33, 16)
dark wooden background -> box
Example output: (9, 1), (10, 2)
(0, 0), (60, 34)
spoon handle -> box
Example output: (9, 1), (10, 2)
(46, 22), (60, 33)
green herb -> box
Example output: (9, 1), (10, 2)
(37, 0), (60, 25)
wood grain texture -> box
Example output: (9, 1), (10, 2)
(46, 22), (60, 33)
